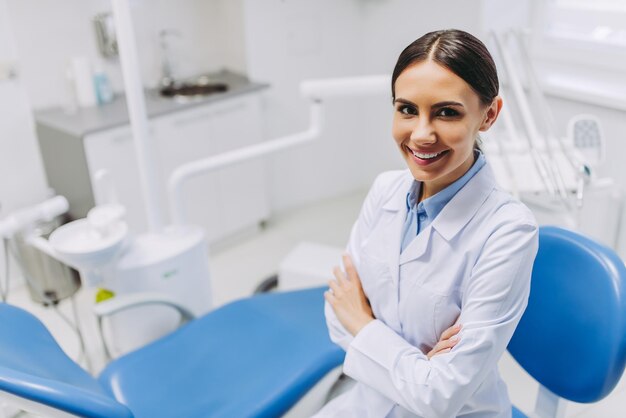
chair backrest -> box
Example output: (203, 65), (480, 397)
(508, 226), (626, 403)
(0, 303), (133, 418)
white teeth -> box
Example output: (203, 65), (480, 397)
(411, 149), (444, 159)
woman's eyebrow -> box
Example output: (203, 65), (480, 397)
(432, 101), (464, 108)
(393, 98), (415, 106)
(393, 99), (464, 108)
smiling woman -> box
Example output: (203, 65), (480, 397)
(316, 29), (538, 418)
(391, 32), (503, 199)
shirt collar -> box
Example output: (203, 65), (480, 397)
(405, 150), (486, 221)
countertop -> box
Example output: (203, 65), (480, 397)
(34, 70), (269, 138)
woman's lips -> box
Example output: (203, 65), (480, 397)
(407, 147), (449, 166)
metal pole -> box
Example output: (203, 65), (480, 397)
(110, 0), (163, 232)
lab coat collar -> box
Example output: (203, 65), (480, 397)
(431, 162), (497, 241)
(390, 164), (496, 264)
(381, 162), (496, 223)
(380, 164), (496, 267)
(382, 171), (415, 212)
(381, 172), (428, 275)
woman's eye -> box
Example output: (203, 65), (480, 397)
(437, 107), (460, 117)
(397, 105), (417, 116)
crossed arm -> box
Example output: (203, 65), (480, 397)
(324, 220), (538, 417)
(325, 254), (461, 359)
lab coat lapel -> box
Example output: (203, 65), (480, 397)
(374, 176), (411, 335)
(380, 172), (414, 287)
(398, 225), (432, 265)
(398, 163), (497, 265)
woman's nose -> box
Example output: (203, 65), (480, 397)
(409, 118), (436, 144)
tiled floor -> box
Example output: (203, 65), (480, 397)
(2, 189), (626, 417)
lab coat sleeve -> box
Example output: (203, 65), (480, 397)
(342, 216), (538, 418)
(324, 172), (390, 351)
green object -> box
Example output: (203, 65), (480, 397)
(95, 288), (115, 303)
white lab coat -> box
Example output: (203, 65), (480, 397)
(315, 163), (538, 418)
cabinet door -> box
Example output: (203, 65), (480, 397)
(152, 105), (222, 243)
(83, 125), (159, 234)
(209, 95), (270, 239)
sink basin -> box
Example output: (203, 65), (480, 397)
(160, 78), (228, 98)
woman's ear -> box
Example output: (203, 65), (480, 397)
(479, 96), (503, 132)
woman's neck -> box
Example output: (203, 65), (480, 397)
(419, 151), (476, 202)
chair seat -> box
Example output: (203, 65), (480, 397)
(512, 405), (527, 418)
(98, 287), (344, 418)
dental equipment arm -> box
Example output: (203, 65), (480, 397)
(0, 196), (69, 239)
(488, 32), (559, 199)
(300, 75), (390, 100)
(168, 75), (390, 226)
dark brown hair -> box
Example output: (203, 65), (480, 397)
(392, 29), (499, 107)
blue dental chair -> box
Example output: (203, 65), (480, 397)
(508, 226), (626, 417)
(2, 227), (626, 417)
(0, 287), (344, 417)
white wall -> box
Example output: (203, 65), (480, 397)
(0, 0), (48, 214)
(0, 0), (49, 291)
(244, 0), (483, 214)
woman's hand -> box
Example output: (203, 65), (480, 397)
(325, 254), (375, 336)
(427, 324), (462, 359)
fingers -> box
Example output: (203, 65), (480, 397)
(333, 265), (346, 281)
(324, 289), (336, 304)
(343, 253), (358, 282)
(328, 278), (343, 296)
(427, 329), (462, 359)
(328, 253), (366, 303)
(427, 340), (457, 359)
(439, 323), (462, 341)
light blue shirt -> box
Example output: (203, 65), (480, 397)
(401, 150), (486, 252)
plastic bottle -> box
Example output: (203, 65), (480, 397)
(69, 56), (97, 108)
(93, 65), (114, 105)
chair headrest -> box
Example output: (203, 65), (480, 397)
(508, 226), (626, 403)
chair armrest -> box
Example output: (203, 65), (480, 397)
(93, 292), (197, 360)
(93, 292), (195, 323)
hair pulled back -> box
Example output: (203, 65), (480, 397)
(392, 29), (499, 107)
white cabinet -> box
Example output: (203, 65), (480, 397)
(83, 93), (269, 244)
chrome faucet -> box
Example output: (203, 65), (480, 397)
(158, 29), (181, 87)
